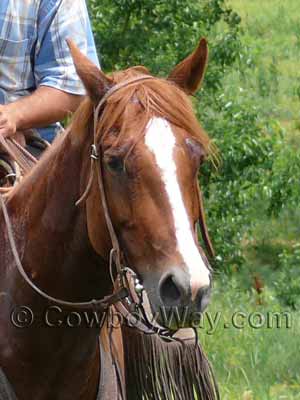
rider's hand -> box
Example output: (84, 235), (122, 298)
(0, 105), (18, 138)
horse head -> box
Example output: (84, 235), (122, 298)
(68, 38), (214, 330)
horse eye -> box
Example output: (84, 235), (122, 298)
(185, 138), (206, 166)
(104, 155), (124, 173)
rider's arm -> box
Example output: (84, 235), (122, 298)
(0, 88), (81, 137)
(0, 0), (99, 138)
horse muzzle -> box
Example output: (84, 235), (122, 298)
(143, 267), (212, 330)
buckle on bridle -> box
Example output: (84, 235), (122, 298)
(122, 267), (144, 297)
(134, 279), (144, 295)
(91, 144), (99, 160)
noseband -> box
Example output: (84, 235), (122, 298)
(0, 75), (214, 338)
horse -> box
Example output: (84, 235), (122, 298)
(0, 37), (219, 399)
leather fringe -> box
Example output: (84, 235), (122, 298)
(122, 325), (219, 400)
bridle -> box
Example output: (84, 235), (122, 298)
(0, 75), (214, 337)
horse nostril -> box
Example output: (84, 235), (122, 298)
(159, 275), (182, 306)
(195, 285), (211, 312)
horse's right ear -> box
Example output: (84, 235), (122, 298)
(66, 39), (113, 104)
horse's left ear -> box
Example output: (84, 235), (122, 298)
(66, 39), (113, 103)
(168, 38), (208, 95)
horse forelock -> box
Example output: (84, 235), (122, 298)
(71, 67), (216, 160)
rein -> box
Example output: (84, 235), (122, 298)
(0, 135), (37, 174)
(0, 194), (128, 311)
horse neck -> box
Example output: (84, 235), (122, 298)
(0, 125), (118, 399)
(2, 125), (112, 312)
(8, 126), (108, 300)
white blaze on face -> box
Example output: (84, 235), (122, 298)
(145, 117), (210, 298)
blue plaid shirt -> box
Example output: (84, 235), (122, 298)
(0, 0), (99, 142)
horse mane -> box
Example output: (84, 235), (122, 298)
(121, 325), (219, 400)
(71, 67), (214, 158)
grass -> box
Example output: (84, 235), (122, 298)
(203, 1), (300, 398)
(201, 276), (300, 399)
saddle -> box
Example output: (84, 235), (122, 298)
(0, 130), (49, 189)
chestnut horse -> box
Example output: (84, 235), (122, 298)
(0, 38), (219, 399)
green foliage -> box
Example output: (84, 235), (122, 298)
(294, 77), (300, 102)
(199, 95), (279, 269)
(255, 59), (280, 98)
(202, 274), (300, 399)
(228, 0), (300, 122)
(276, 244), (300, 310)
(267, 146), (300, 216)
(269, 57), (279, 95)
(88, 0), (241, 81)
(295, 21), (300, 50)
(257, 66), (270, 97)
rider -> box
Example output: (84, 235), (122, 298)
(0, 0), (99, 147)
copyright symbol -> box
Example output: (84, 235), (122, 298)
(11, 306), (34, 328)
